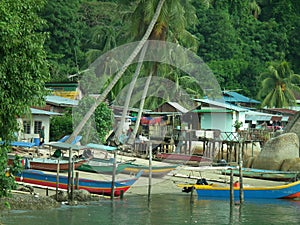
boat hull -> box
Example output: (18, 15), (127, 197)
(8, 157), (86, 172)
(156, 153), (211, 164)
(222, 168), (299, 182)
(122, 164), (178, 178)
(15, 169), (141, 196)
(194, 181), (300, 199)
(77, 160), (130, 174)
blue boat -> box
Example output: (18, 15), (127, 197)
(179, 181), (300, 199)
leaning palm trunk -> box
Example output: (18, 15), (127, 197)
(115, 42), (149, 141)
(128, 72), (153, 145)
(66, 0), (166, 144)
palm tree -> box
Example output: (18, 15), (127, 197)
(66, 0), (166, 144)
(115, 0), (199, 144)
(258, 61), (300, 108)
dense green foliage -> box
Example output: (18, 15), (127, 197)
(50, 108), (73, 141)
(42, 0), (300, 106)
(258, 61), (300, 108)
(95, 102), (114, 143)
(39, 0), (84, 81)
(73, 97), (113, 144)
(0, 0), (50, 197)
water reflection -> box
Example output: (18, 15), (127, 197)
(1, 194), (300, 225)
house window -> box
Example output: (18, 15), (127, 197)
(23, 121), (31, 134)
(34, 121), (43, 134)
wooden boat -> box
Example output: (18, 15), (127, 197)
(15, 169), (143, 196)
(122, 163), (178, 178)
(77, 158), (132, 174)
(8, 155), (86, 172)
(222, 167), (300, 182)
(179, 181), (300, 199)
(156, 153), (212, 163)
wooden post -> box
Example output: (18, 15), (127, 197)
(111, 151), (117, 200)
(148, 141), (152, 202)
(190, 185), (194, 204)
(70, 156), (74, 201)
(239, 141), (244, 203)
(56, 158), (60, 200)
(67, 147), (72, 196)
(75, 172), (79, 190)
(230, 169), (234, 206)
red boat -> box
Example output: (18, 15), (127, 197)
(8, 156), (86, 172)
(15, 169), (143, 196)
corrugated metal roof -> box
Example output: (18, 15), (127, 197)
(245, 111), (282, 121)
(192, 108), (233, 113)
(45, 95), (78, 106)
(223, 91), (260, 104)
(30, 108), (61, 116)
(167, 102), (189, 113)
(194, 98), (248, 112)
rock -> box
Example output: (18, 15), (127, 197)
(252, 133), (299, 170)
(284, 111), (300, 142)
(54, 190), (68, 202)
(0, 193), (60, 210)
(73, 189), (92, 201)
(280, 158), (300, 171)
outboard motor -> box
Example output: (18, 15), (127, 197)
(196, 178), (208, 185)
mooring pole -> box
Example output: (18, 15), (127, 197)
(71, 153), (75, 201)
(230, 169), (234, 206)
(239, 141), (244, 203)
(148, 141), (152, 202)
(56, 158), (60, 200)
(67, 147), (72, 196)
(111, 150), (117, 200)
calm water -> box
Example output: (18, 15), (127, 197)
(1, 193), (300, 225)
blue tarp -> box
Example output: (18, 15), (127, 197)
(57, 135), (82, 145)
(87, 143), (117, 151)
(0, 141), (36, 148)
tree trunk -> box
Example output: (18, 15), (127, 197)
(128, 72), (153, 145)
(115, 42), (149, 141)
(66, 0), (166, 144)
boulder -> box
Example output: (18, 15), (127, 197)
(280, 158), (300, 171)
(252, 133), (299, 170)
(284, 111), (300, 142)
(73, 189), (92, 201)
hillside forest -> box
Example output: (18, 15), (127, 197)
(39, 0), (300, 108)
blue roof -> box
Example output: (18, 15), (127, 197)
(223, 91), (260, 104)
(30, 108), (61, 116)
(194, 98), (249, 112)
(45, 95), (78, 107)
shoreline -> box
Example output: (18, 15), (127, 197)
(0, 166), (289, 211)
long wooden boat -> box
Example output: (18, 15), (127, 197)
(156, 153), (212, 164)
(15, 169), (143, 196)
(8, 156), (86, 172)
(222, 167), (300, 182)
(179, 181), (300, 199)
(121, 163), (178, 178)
(77, 158), (132, 174)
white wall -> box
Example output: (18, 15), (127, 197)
(19, 115), (50, 143)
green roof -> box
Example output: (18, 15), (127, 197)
(193, 109), (233, 113)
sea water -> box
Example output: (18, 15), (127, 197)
(1, 194), (300, 225)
